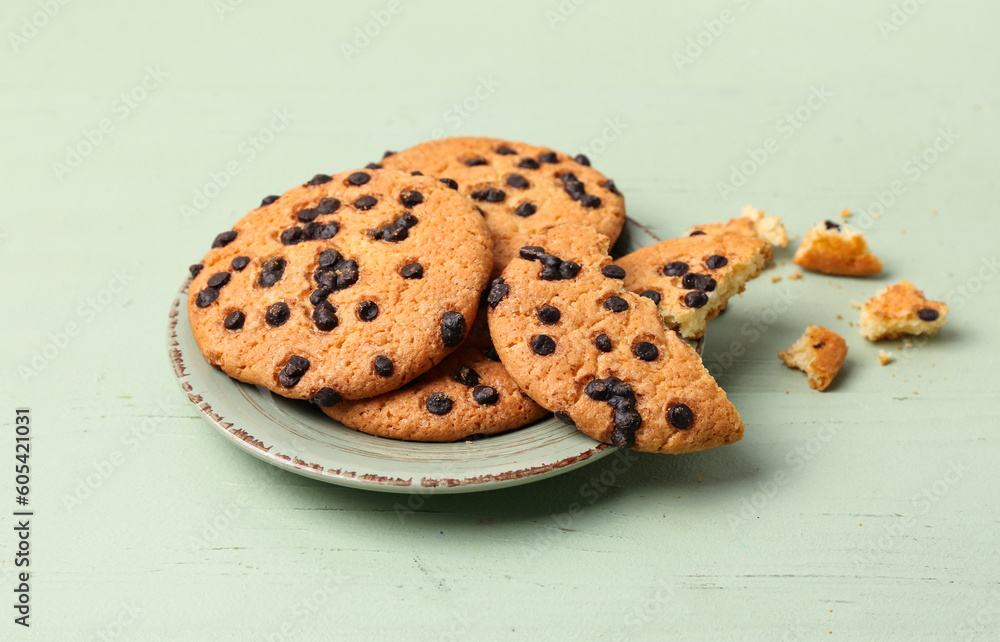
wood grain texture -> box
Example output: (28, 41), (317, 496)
(2, 0), (999, 639)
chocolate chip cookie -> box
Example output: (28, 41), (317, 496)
(379, 137), (626, 274)
(186, 169), (494, 402)
(486, 224), (744, 454)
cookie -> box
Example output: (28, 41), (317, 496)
(323, 309), (548, 441)
(687, 206), (788, 248)
(614, 233), (772, 339)
(487, 224), (744, 454)
(778, 325), (848, 391)
(859, 280), (948, 341)
(186, 169), (493, 402)
(792, 220), (883, 276)
(379, 137), (626, 274)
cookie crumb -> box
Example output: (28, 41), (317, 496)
(850, 301), (863, 310)
(840, 208), (851, 220)
(770, 275), (782, 283)
(836, 314), (843, 320)
(788, 272), (802, 280)
(878, 350), (893, 366)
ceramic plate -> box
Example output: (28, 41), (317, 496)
(168, 218), (700, 494)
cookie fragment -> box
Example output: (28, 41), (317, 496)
(859, 280), (948, 341)
(688, 206), (788, 248)
(793, 221), (883, 276)
(778, 325), (848, 391)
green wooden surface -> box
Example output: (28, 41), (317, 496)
(2, 0), (999, 639)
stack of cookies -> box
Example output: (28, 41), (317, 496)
(187, 137), (773, 454)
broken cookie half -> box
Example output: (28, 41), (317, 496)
(486, 224), (744, 454)
(614, 232), (772, 339)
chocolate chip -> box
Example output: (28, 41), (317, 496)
(538, 151), (558, 163)
(483, 344), (501, 362)
(825, 220), (841, 230)
(318, 249), (342, 268)
(640, 290), (661, 305)
(316, 197), (341, 214)
(280, 227), (303, 245)
(316, 258), (359, 291)
(683, 291), (709, 308)
(400, 190), (423, 207)
(506, 174), (529, 189)
(306, 174), (331, 186)
(465, 157), (487, 166)
(602, 179), (620, 195)
(564, 180), (586, 201)
(410, 171), (423, 176)
(224, 310), (245, 330)
(682, 273), (717, 292)
(559, 261), (581, 279)
(312, 301), (338, 331)
(365, 162), (382, 170)
(608, 378), (633, 398)
(515, 202), (537, 217)
(663, 261), (689, 277)
(615, 409), (642, 432)
(195, 288), (218, 307)
(189, 264), (203, 277)
(603, 296), (629, 312)
(347, 171), (371, 186)
(207, 272), (231, 289)
(471, 187), (506, 203)
(917, 308), (940, 321)
(398, 212), (418, 229)
(602, 265), (626, 279)
(531, 335), (556, 356)
(373, 355), (393, 377)
(474, 206), (486, 216)
(309, 287), (331, 305)
(580, 194), (602, 208)
(441, 311), (466, 347)
(455, 367), (480, 387)
(297, 208), (318, 223)
(595, 334), (612, 352)
(258, 257), (286, 287)
(633, 341), (658, 361)
(667, 403), (694, 429)
(574, 154), (590, 166)
(279, 355), (310, 387)
(584, 379), (611, 401)
(812, 342), (826, 349)
(231, 256), (250, 271)
(706, 254), (728, 269)
(689, 230), (706, 236)
(357, 301), (379, 322)
(439, 178), (458, 190)
(354, 195), (377, 210)
(212, 230), (237, 248)
(265, 301), (290, 326)
(487, 277), (509, 308)
(383, 150), (396, 158)
(261, 195), (279, 207)
(537, 305), (560, 324)
(310, 222), (339, 240)
(400, 262), (423, 279)
(518, 158), (540, 170)
(426, 392), (453, 415)
(554, 411), (575, 425)
(610, 428), (635, 449)
(312, 387), (342, 407)
(519, 246), (545, 261)
(496, 146), (516, 155)
(472, 385), (499, 405)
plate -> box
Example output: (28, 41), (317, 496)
(167, 218), (698, 494)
